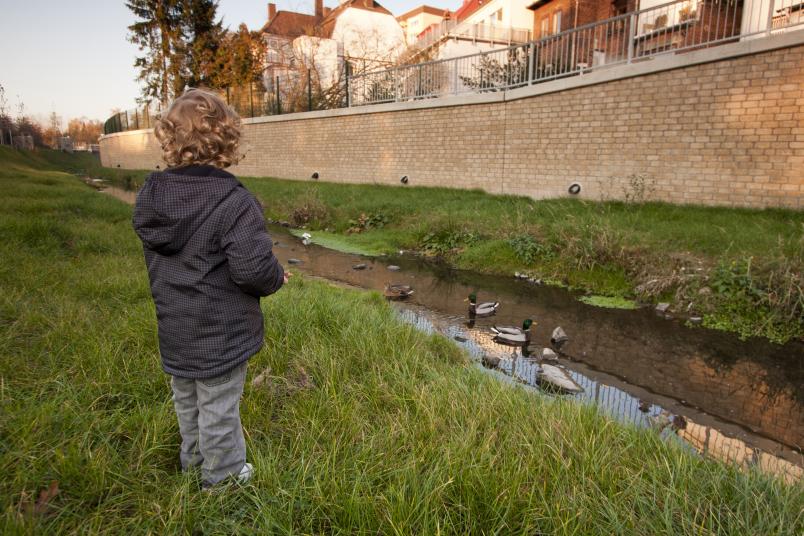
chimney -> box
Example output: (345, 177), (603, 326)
(268, 3), (276, 21)
(315, 0), (323, 19)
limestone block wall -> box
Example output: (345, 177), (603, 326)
(100, 33), (804, 209)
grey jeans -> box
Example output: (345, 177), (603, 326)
(170, 362), (248, 487)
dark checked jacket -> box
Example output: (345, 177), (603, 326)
(133, 165), (284, 378)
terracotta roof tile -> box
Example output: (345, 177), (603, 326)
(453, 0), (487, 21)
(317, 0), (394, 37)
(260, 10), (318, 37)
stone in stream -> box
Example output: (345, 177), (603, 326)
(352, 263), (367, 270)
(481, 354), (501, 369)
(538, 364), (583, 393)
(540, 348), (559, 363)
(689, 316), (703, 325)
(387, 265), (401, 271)
(550, 326), (569, 349)
(655, 302), (671, 314)
(287, 258), (303, 265)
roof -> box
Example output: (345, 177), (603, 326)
(453, 0), (490, 21)
(260, 10), (318, 37)
(397, 5), (451, 21)
(526, 0), (556, 10)
(262, 0), (394, 39)
(317, 0), (394, 38)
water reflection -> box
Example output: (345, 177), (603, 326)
(397, 306), (802, 484)
(263, 226), (803, 481)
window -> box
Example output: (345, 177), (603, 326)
(553, 11), (562, 34)
(496, 9), (503, 22)
(541, 17), (549, 37)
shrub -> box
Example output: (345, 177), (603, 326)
(347, 212), (389, 234)
(508, 234), (554, 264)
(290, 190), (330, 227)
(420, 228), (479, 256)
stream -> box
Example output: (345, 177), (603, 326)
(100, 184), (803, 482)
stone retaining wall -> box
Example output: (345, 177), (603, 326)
(100, 32), (804, 209)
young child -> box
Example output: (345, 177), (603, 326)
(133, 89), (287, 490)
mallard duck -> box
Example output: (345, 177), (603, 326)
(466, 292), (499, 317)
(491, 319), (534, 346)
(384, 284), (414, 300)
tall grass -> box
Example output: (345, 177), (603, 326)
(0, 147), (802, 533)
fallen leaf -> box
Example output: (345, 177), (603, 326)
(21, 480), (59, 517)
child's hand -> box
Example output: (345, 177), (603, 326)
(283, 271), (292, 284)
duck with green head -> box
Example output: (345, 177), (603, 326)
(491, 319), (534, 346)
(466, 292), (500, 318)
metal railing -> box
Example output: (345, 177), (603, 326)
(414, 19), (532, 50)
(103, 106), (160, 135)
(349, 0), (804, 106)
(104, 0), (802, 130)
(104, 66), (352, 135)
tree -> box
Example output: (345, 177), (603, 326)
(127, 0), (184, 105)
(67, 117), (103, 146)
(0, 83), (11, 145)
(43, 111), (62, 148)
(459, 47), (529, 93)
(15, 117), (45, 148)
(182, 0), (224, 88)
(213, 24), (266, 89)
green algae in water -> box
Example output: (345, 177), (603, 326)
(289, 228), (385, 256)
(579, 295), (639, 310)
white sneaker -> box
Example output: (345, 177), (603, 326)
(202, 462), (254, 491)
(236, 462), (254, 484)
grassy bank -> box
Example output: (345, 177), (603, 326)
(36, 150), (803, 343)
(1, 147), (803, 533)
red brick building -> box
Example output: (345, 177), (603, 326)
(527, 0), (633, 39)
(526, 0), (745, 75)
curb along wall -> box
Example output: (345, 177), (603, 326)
(100, 36), (804, 209)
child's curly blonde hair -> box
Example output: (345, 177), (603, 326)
(155, 89), (242, 169)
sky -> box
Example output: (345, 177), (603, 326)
(0, 0), (462, 127)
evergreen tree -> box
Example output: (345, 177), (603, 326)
(213, 24), (265, 89)
(181, 0), (224, 88)
(126, 0), (184, 105)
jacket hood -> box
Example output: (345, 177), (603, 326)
(133, 166), (240, 254)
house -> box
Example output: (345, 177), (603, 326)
(526, 0), (757, 73)
(527, 0), (628, 40)
(261, 0), (405, 88)
(456, 0), (537, 31)
(397, 5), (451, 45)
(411, 0), (534, 60)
